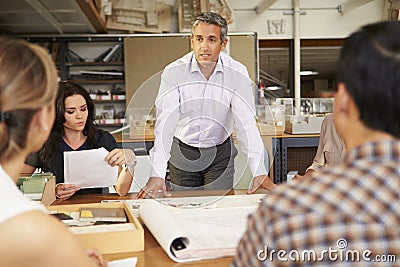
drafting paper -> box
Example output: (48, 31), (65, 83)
(137, 194), (264, 262)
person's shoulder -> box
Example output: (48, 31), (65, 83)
(0, 211), (60, 260)
(220, 52), (242, 66)
(166, 52), (193, 69)
(96, 129), (113, 139)
(95, 129), (118, 150)
(0, 210), (94, 267)
(0, 171), (47, 223)
(324, 113), (334, 123)
(161, 52), (192, 80)
(321, 113), (335, 131)
(0, 211), (49, 265)
(220, 52), (247, 73)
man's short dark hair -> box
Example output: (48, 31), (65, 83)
(192, 12), (228, 42)
(336, 21), (400, 137)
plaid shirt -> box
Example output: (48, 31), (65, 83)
(232, 139), (400, 266)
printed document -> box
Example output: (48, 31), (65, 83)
(64, 147), (118, 188)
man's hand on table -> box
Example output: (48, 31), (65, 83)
(248, 175), (278, 194)
(136, 176), (172, 199)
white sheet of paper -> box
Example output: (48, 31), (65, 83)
(108, 257), (137, 267)
(64, 147), (118, 188)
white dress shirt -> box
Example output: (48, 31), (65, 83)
(149, 52), (267, 179)
(0, 165), (47, 224)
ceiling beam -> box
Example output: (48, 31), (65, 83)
(68, 0), (96, 33)
(173, 0), (181, 13)
(338, 0), (375, 14)
(75, 0), (107, 33)
(255, 0), (279, 14)
(25, 0), (63, 33)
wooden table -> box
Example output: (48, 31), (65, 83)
(53, 190), (255, 267)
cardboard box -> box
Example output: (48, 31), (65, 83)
(129, 126), (154, 139)
(106, 1), (171, 33)
(19, 174), (56, 206)
(258, 123), (284, 136)
(39, 176), (56, 206)
(285, 115), (324, 134)
(47, 202), (144, 255)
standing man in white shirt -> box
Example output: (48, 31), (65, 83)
(137, 12), (277, 199)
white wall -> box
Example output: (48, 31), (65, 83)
(229, 0), (385, 39)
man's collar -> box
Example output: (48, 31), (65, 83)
(190, 53), (224, 73)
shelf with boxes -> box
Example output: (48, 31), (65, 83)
(65, 37), (126, 130)
(276, 98), (334, 134)
(24, 35), (128, 131)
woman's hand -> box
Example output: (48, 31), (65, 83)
(293, 174), (304, 181)
(55, 183), (80, 200)
(86, 249), (107, 267)
(104, 148), (136, 167)
(293, 169), (315, 181)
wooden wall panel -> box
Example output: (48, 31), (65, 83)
(124, 33), (257, 109)
(124, 35), (191, 108)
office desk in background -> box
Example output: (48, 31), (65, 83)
(272, 134), (320, 183)
(53, 190), (259, 267)
(113, 133), (321, 184)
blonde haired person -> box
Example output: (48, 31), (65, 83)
(0, 37), (106, 267)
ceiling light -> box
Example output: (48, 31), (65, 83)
(300, 70), (319, 76)
(266, 86), (282, 90)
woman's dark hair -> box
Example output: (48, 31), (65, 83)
(39, 81), (97, 168)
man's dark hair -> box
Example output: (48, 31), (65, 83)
(192, 12), (228, 42)
(337, 21), (400, 137)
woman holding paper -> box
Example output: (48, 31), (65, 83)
(0, 37), (106, 267)
(23, 81), (135, 200)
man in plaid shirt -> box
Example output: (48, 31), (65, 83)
(232, 21), (400, 266)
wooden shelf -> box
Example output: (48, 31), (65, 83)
(96, 123), (124, 127)
(72, 79), (125, 84)
(93, 99), (125, 104)
(66, 61), (124, 67)
(27, 35), (128, 133)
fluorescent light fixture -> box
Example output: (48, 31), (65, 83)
(300, 70), (319, 76)
(266, 86), (282, 90)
